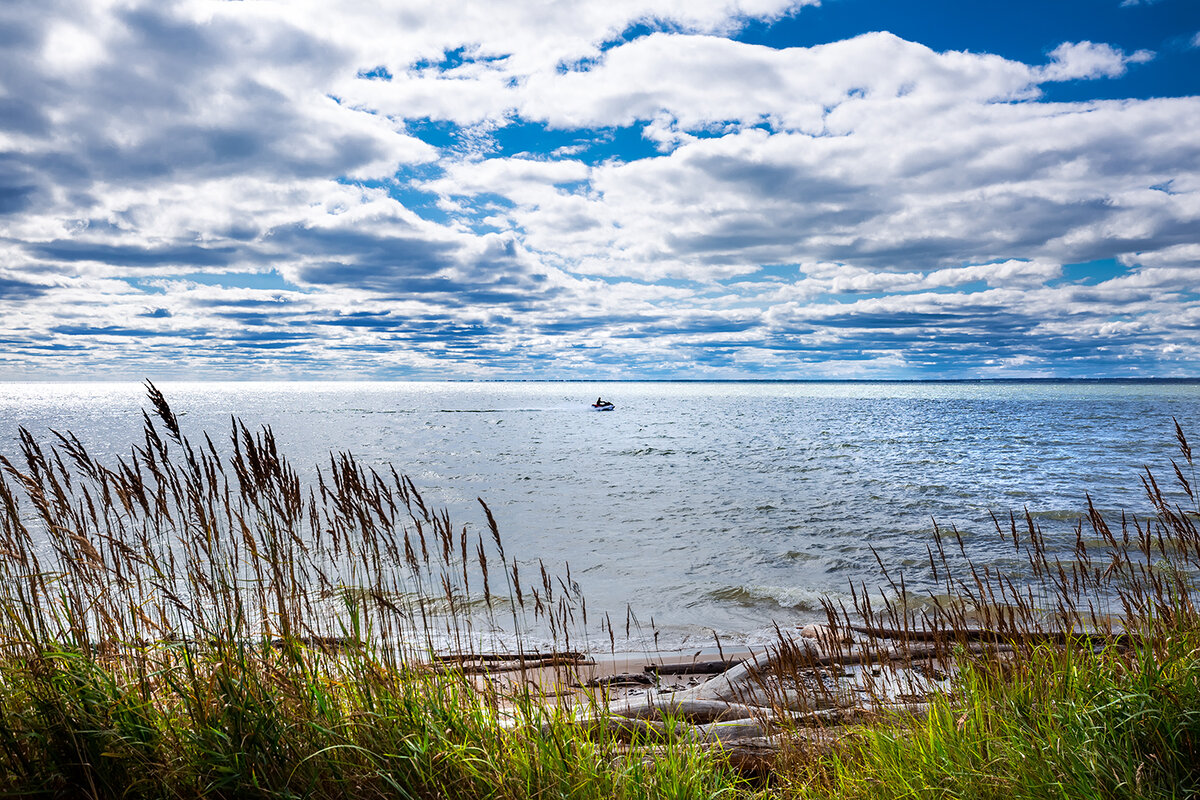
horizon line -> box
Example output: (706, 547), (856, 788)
(4, 377), (1200, 385)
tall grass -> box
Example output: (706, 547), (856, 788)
(3, 386), (1200, 799)
(779, 636), (1200, 799)
(781, 419), (1200, 799)
(0, 384), (749, 798)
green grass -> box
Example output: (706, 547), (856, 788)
(0, 642), (760, 799)
(0, 384), (756, 798)
(6, 626), (1200, 799)
(2, 385), (1200, 799)
(781, 637), (1200, 799)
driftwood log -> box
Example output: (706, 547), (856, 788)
(527, 638), (945, 775)
(848, 623), (1137, 647)
(644, 659), (743, 675)
(579, 673), (656, 688)
(433, 652), (593, 674)
(607, 696), (765, 724)
(433, 651), (587, 663)
(518, 620), (1119, 775)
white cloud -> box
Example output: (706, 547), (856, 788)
(346, 32), (1040, 133)
(1121, 243), (1200, 269)
(827, 260), (1063, 294)
(457, 95), (1200, 281)
(2, 0), (1199, 378)
(41, 21), (108, 74)
(343, 33), (1156, 140)
(1038, 41), (1153, 82)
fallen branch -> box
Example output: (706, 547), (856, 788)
(432, 650), (587, 663)
(848, 623), (1137, 647)
(645, 659), (743, 675)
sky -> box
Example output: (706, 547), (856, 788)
(1, 0), (1199, 380)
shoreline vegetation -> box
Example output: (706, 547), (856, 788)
(2, 385), (1199, 798)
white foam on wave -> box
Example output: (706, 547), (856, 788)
(708, 584), (832, 612)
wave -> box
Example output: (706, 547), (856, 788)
(705, 584), (830, 612)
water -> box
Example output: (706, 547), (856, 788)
(1, 380), (1197, 649)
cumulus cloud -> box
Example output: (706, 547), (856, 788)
(347, 32), (1042, 133)
(1037, 41), (1153, 81)
(1, 0), (1198, 379)
(464, 94), (1200, 280)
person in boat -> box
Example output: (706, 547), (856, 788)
(594, 397), (611, 407)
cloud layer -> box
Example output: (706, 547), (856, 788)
(1, 0), (1198, 378)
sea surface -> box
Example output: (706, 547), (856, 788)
(2, 380), (1198, 650)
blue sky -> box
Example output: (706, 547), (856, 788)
(1, 0), (1198, 379)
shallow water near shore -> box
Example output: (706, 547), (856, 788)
(2, 379), (1198, 651)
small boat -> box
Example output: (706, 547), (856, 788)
(591, 399), (615, 411)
